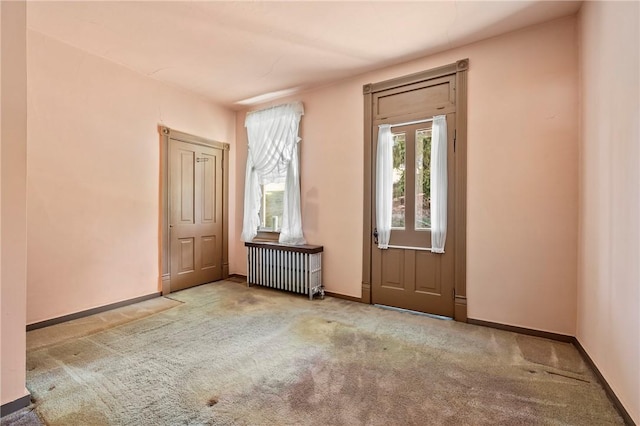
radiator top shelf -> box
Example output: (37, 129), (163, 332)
(245, 241), (323, 254)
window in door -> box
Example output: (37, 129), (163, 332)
(391, 127), (432, 233)
(415, 128), (432, 230)
(392, 132), (406, 229)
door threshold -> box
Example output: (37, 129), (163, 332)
(374, 304), (453, 321)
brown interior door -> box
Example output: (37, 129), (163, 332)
(371, 114), (456, 317)
(169, 140), (223, 292)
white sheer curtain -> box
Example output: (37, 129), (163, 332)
(241, 102), (306, 245)
(430, 115), (447, 253)
(375, 124), (393, 249)
(279, 144), (305, 245)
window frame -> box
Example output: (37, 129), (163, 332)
(251, 144), (302, 243)
(414, 127), (433, 231)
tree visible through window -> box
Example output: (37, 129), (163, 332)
(392, 133), (406, 228)
(391, 128), (431, 230)
(415, 128), (432, 229)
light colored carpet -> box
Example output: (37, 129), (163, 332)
(14, 281), (623, 425)
(26, 297), (183, 352)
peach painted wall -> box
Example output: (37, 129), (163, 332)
(1, 0), (29, 407)
(577, 2), (639, 422)
(26, 31), (236, 324)
(233, 17), (579, 335)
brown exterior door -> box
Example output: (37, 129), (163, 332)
(364, 60), (468, 321)
(169, 140), (223, 292)
(371, 116), (456, 317)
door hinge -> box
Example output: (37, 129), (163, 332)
(454, 129), (457, 152)
(452, 288), (456, 299)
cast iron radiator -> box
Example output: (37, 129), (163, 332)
(245, 242), (324, 300)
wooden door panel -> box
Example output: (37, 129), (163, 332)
(201, 235), (217, 270)
(200, 151), (216, 223)
(415, 251), (440, 294)
(178, 238), (195, 273)
(179, 151), (195, 224)
(205, 146), (223, 283)
(381, 249), (404, 289)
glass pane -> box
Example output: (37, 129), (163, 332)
(415, 128), (432, 230)
(261, 182), (285, 231)
(392, 133), (406, 229)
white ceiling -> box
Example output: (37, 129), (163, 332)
(27, 1), (581, 109)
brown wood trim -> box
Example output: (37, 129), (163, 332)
(227, 274), (247, 283)
(454, 296), (467, 322)
(361, 283), (371, 305)
(573, 339), (636, 426)
(456, 58), (469, 72)
(0, 394), (32, 417)
(160, 126), (230, 151)
(161, 274), (171, 296)
(325, 291), (363, 303)
(222, 142), (230, 280)
(244, 241), (323, 254)
(253, 230), (280, 242)
(362, 88), (373, 303)
(373, 107), (456, 127)
(469, 318), (635, 424)
(26, 292), (162, 331)
(453, 60), (469, 322)
(467, 318), (574, 343)
(159, 127), (170, 278)
(367, 62), (459, 94)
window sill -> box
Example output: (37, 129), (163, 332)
(253, 231), (280, 242)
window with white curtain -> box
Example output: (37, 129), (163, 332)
(376, 115), (447, 253)
(241, 102), (306, 245)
